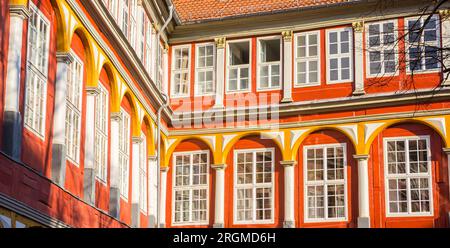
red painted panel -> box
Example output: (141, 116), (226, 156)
(224, 136), (284, 228)
(166, 139), (215, 228)
(370, 123), (450, 228)
(296, 130), (357, 228)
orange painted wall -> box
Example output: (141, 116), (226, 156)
(165, 139), (215, 228)
(20, 0), (57, 178)
(295, 130), (357, 228)
(64, 32), (88, 198)
(118, 92), (133, 226)
(370, 123), (450, 228)
(224, 136), (284, 228)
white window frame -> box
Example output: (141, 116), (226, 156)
(24, 2), (51, 140)
(171, 150), (210, 226)
(170, 45), (191, 98)
(365, 19), (399, 78)
(139, 132), (147, 214)
(383, 136), (434, 217)
(65, 51), (84, 166)
(294, 31), (321, 87)
(326, 27), (354, 84)
(405, 15), (441, 74)
(256, 36), (282, 91)
(119, 107), (130, 200)
(94, 84), (109, 184)
(120, 0), (129, 38)
(303, 143), (348, 223)
(226, 38), (252, 94)
(194, 42), (216, 96)
(233, 148), (275, 225)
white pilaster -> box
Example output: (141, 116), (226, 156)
(211, 164), (226, 228)
(51, 52), (74, 186)
(52, 53), (74, 144)
(213, 37), (225, 109)
(440, 10), (450, 87)
(148, 155), (158, 227)
(109, 112), (122, 218)
(4, 6), (29, 112)
(281, 31), (293, 103)
(83, 86), (100, 204)
(131, 136), (143, 227)
(354, 154), (370, 228)
(2, 5), (30, 159)
(280, 161), (296, 228)
(159, 166), (169, 227)
(443, 148), (450, 205)
(352, 22), (365, 96)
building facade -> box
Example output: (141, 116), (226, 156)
(0, 0), (450, 228)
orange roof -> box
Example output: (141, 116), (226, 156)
(172, 0), (360, 24)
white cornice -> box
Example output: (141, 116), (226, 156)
(169, 109), (450, 136)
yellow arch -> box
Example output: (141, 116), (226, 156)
(96, 60), (120, 112)
(221, 132), (285, 164)
(290, 127), (358, 161)
(164, 136), (216, 167)
(69, 27), (95, 87)
(119, 90), (141, 137)
(141, 115), (155, 156)
(364, 118), (449, 154)
(51, 0), (70, 52)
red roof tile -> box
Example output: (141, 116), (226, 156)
(172, 0), (360, 24)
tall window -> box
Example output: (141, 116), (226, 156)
(234, 149), (274, 224)
(257, 37), (281, 90)
(94, 84), (109, 183)
(129, 0), (137, 48)
(171, 46), (190, 97)
(367, 21), (397, 76)
(407, 15), (440, 72)
(145, 25), (153, 73)
(304, 144), (347, 221)
(384, 136), (432, 216)
(139, 133), (147, 212)
(327, 28), (353, 83)
(24, 3), (50, 138)
(138, 7), (147, 62)
(195, 43), (215, 96)
(65, 52), (84, 165)
(295, 32), (320, 86)
(227, 40), (251, 92)
(107, 0), (119, 21)
(173, 151), (209, 225)
(120, 0), (129, 37)
(119, 108), (130, 199)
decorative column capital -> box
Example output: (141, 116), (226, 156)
(211, 164), (227, 170)
(352, 21), (364, 33)
(280, 160), (297, 167)
(86, 86), (100, 96)
(215, 37), (226, 49)
(353, 154), (370, 161)
(148, 155), (157, 161)
(9, 5), (30, 19)
(443, 148), (450, 155)
(282, 30), (293, 42)
(132, 136), (144, 144)
(160, 166), (170, 173)
(440, 9), (450, 19)
(111, 112), (122, 122)
(163, 43), (169, 53)
(56, 52), (74, 64)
